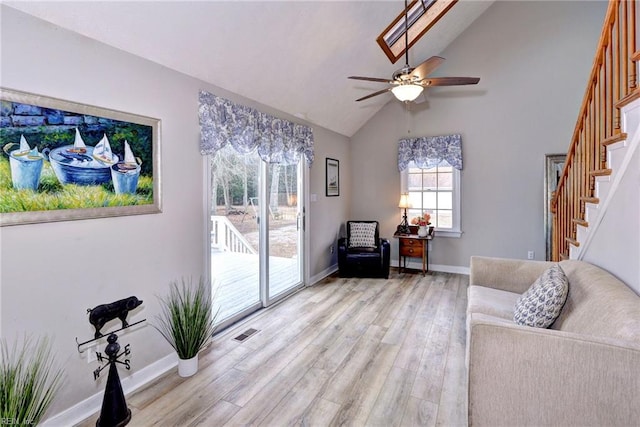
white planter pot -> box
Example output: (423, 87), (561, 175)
(178, 355), (198, 377)
(417, 225), (428, 237)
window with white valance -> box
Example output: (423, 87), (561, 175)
(198, 90), (314, 166)
(398, 134), (462, 237)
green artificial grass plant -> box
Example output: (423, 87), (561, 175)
(154, 277), (218, 360)
(0, 336), (64, 426)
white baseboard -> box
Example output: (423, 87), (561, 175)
(429, 263), (470, 275)
(310, 261), (469, 283)
(42, 352), (178, 427)
(392, 258), (470, 275)
(308, 264), (338, 285)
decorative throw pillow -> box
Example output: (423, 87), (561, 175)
(348, 222), (377, 248)
(514, 264), (569, 328)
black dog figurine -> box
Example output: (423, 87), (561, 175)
(87, 296), (143, 339)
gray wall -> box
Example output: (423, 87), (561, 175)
(0, 5), (349, 416)
(308, 127), (351, 278)
(349, 1), (608, 270)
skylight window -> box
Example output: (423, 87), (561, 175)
(377, 0), (458, 64)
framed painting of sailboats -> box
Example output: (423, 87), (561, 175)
(0, 88), (162, 226)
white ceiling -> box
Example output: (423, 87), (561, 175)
(5, 0), (494, 137)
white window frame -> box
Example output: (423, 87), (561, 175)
(400, 161), (462, 238)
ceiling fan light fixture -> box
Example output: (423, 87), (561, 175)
(391, 84), (424, 102)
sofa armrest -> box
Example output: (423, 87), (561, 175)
(469, 256), (554, 294)
(468, 313), (640, 426)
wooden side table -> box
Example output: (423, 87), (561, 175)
(394, 234), (433, 275)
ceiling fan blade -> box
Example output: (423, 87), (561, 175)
(410, 56), (445, 80)
(423, 77), (480, 86)
(356, 88), (392, 102)
(348, 76), (393, 83)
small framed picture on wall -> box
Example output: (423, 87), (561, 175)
(326, 158), (339, 197)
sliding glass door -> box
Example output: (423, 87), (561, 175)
(209, 146), (261, 324)
(208, 146), (304, 328)
(266, 162), (303, 300)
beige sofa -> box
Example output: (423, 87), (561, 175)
(467, 256), (640, 426)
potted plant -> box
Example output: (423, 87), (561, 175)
(154, 277), (218, 377)
(1, 336), (64, 426)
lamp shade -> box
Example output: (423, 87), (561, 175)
(391, 84), (424, 102)
(398, 193), (411, 209)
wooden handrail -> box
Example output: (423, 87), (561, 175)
(551, 0), (637, 260)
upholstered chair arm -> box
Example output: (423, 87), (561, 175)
(470, 256), (555, 294)
(337, 237), (348, 271)
(467, 312), (640, 426)
(379, 238), (390, 279)
(338, 237), (347, 251)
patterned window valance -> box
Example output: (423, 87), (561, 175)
(199, 90), (314, 166)
(398, 134), (462, 171)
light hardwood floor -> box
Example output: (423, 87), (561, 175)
(79, 270), (469, 427)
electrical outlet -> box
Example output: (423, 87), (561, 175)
(527, 251), (535, 260)
(330, 245), (334, 254)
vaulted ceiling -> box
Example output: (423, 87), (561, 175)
(5, 1), (494, 137)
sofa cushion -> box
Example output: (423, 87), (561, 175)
(348, 222), (377, 248)
(514, 264), (569, 328)
(468, 286), (521, 320)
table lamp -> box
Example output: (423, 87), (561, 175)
(398, 193), (411, 234)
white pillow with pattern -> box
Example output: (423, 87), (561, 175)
(348, 222), (377, 248)
(514, 264), (569, 328)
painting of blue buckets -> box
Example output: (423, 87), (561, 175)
(111, 141), (141, 195)
(4, 135), (44, 191)
(0, 87), (161, 225)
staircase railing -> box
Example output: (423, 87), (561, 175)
(211, 215), (257, 254)
(552, 0), (638, 261)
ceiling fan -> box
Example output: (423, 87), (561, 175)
(349, 0), (480, 102)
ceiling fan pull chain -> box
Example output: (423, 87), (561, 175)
(406, 101), (412, 135)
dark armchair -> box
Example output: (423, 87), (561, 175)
(338, 221), (391, 279)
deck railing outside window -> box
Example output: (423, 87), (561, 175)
(211, 215), (257, 254)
